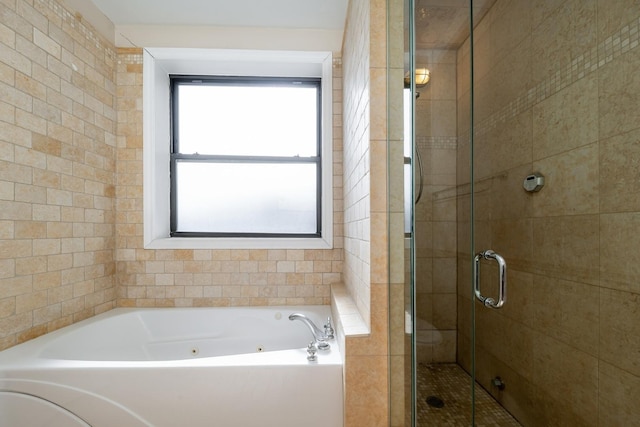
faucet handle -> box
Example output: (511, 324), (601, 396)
(306, 341), (317, 361)
(324, 317), (335, 340)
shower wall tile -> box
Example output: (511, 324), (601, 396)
(598, 47), (640, 139)
(532, 143), (600, 216)
(431, 330), (456, 361)
(469, 14), (491, 85)
(600, 212), (640, 294)
(599, 288), (640, 376)
(532, 333), (599, 425)
(598, 361), (640, 426)
(415, 100), (457, 137)
(432, 221), (457, 258)
(431, 293), (456, 330)
(475, 309), (534, 379)
(497, 269), (534, 328)
(491, 218), (533, 272)
(531, 0), (567, 30)
(413, 49), (459, 364)
(596, 0), (640, 41)
(599, 127), (640, 213)
(432, 257), (456, 293)
(415, 255), (433, 293)
(432, 189), (456, 220)
(531, 215), (600, 285)
(529, 382), (597, 427)
(533, 275), (599, 356)
(531, 0), (597, 82)
(489, 35), (533, 115)
(532, 75), (599, 160)
(489, 165), (534, 221)
(474, 347), (537, 425)
(489, 0), (533, 65)
(415, 191), (433, 222)
(415, 221), (433, 253)
(479, 110), (532, 180)
(429, 149), (457, 183)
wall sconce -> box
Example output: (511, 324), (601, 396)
(404, 68), (430, 88)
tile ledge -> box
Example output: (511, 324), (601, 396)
(331, 284), (369, 337)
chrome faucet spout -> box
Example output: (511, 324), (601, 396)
(289, 313), (332, 350)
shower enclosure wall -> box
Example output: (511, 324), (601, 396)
(394, 0), (640, 425)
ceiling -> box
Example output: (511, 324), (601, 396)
(415, 0), (496, 49)
(89, 0), (349, 30)
(84, 0), (495, 52)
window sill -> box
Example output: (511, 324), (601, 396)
(144, 236), (333, 250)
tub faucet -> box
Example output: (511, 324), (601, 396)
(289, 313), (334, 350)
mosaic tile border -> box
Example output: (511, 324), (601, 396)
(38, 0), (117, 61)
(473, 14), (640, 139)
(118, 52), (144, 65)
(417, 136), (458, 150)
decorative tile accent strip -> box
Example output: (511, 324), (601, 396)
(474, 14), (640, 138)
(417, 136), (458, 150)
(118, 53), (144, 65)
(37, 0), (117, 61)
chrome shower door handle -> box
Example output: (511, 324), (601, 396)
(473, 250), (507, 309)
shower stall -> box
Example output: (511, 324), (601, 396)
(392, 0), (640, 425)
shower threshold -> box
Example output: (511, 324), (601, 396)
(417, 363), (521, 426)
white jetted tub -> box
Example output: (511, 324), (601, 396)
(0, 306), (343, 427)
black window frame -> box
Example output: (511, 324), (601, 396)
(169, 75), (322, 238)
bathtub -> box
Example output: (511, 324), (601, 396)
(0, 306), (343, 427)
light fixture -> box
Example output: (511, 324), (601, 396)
(404, 68), (430, 88)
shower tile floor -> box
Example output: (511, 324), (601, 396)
(417, 363), (522, 426)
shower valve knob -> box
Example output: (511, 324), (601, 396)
(523, 173), (545, 192)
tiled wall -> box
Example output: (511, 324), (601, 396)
(342, 0), (371, 324)
(116, 49), (343, 307)
(456, 1), (640, 425)
(0, 0), (345, 350)
(341, 0), (396, 424)
(0, 0), (117, 351)
(115, 51), (344, 308)
(414, 49), (458, 363)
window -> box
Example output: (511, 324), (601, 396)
(170, 77), (321, 237)
(143, 48), (333, 249)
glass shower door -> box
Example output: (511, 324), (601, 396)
(404, 0), (478, 425)
(460, 1), (523, 425)
(405, 0), (523, 425)
(402, 1), (640, 426)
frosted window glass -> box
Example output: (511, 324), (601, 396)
(404, 163), (411, 234)
(175, 162), (318, 234)
(177, 84), (318, 156)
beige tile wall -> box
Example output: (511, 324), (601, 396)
(1, 1), (403, 426)
(456, 0), (640, 425)
(342, 0), (372, 324)
(0, 0), (346, 350)
(115, 51), (344, 308)
(414, 49), (458, 364)
(341, 0), (398, 424)
(387, 0), (408, 424)
(0, 0), (117, 351)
